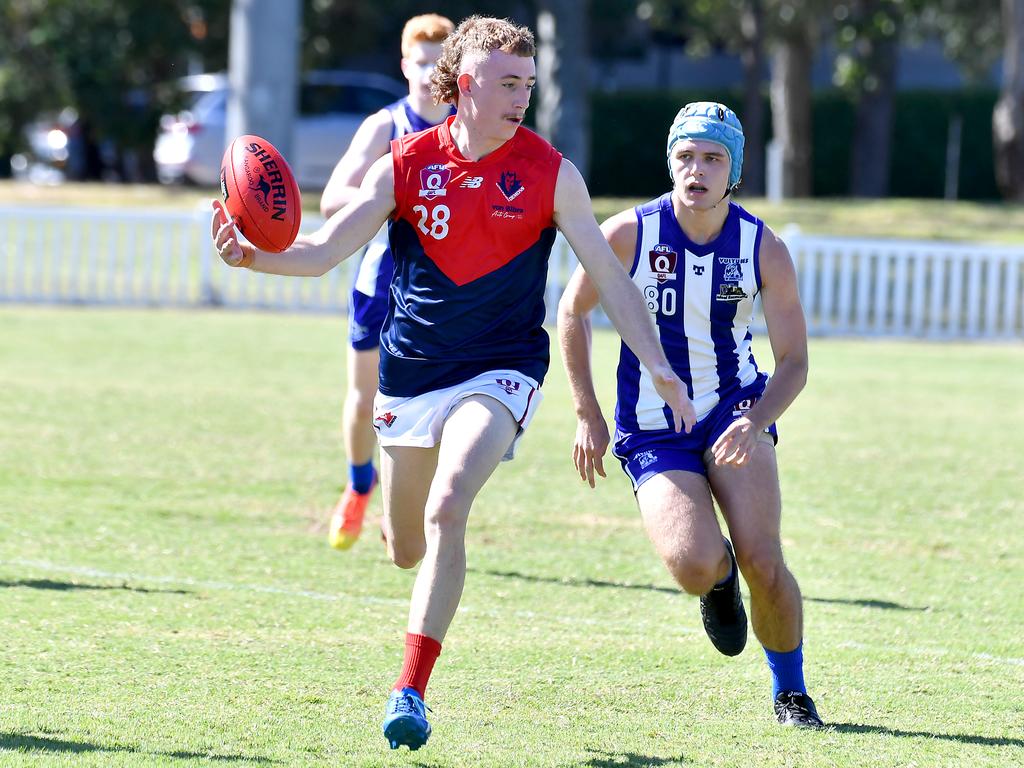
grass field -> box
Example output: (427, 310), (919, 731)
(1, 306), (1022, 767)
(4, 180), (1024, 243)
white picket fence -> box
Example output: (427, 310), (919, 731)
(0, 205), (1021, 339)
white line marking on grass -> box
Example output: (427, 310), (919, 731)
(837, 640), (1024, 668)
(1, 557), (694, 633)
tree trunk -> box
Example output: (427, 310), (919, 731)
(536, 0), (590, 179)
(994, 0), (1024, 200)
(739, 0), (766, 196)
(849, 5), (899, 197)
(227, 0), (301, 158)
(770, 21), (814, 197)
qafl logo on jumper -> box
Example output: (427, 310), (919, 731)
(418, 164), (451, 199)
(374, 411), (397, 428)
(497, 170), (525, 202)
(649, 244), (678, 283)
(495, 378), (521, 395)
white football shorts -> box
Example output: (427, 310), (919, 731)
(372, 369), (543, 461)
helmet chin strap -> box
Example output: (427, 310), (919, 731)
(717, 181), (741, 204)
(679, 182), (740, 208)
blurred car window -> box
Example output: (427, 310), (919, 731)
(153, 71), (404, 188)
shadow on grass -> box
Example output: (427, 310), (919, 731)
(805, 596), (928, 611)
(0, 732), (277, 763)
(0, 578), (190, 595)
(580, 750), (688, 767)
(831, 723), (1024, 747)
(410, 750), (688, 768)
(469, 567), (679, 595)
(473, 569), (925, 612)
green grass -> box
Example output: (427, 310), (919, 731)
(1, 306), (1022, 767)
(5, 180), (1024, 243)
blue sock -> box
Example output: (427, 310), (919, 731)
(764, 642), (806, 699)
(349, 461), (375, 494)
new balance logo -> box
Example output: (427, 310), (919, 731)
(460, 176), (484, 188)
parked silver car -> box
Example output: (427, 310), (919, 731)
(153, 71), (405, 188)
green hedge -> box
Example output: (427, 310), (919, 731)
(589, 88), (999, 200)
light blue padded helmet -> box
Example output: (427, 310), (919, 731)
(666, 102), (744, 192)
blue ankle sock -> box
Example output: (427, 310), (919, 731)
(349, 461), (375, 494)
(764, 642), (806, 699)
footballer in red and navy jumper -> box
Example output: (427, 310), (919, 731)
(212, 16), (691, 752)
(381, 115), (562, 398)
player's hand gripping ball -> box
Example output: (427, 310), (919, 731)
(219, 135), (301, 252)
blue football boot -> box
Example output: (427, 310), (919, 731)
(383, 687), (432, 750)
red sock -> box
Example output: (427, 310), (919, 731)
(393, 633), (442, 698)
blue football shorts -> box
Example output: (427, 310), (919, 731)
(348, 244), (394, 352)
(612, 379), (779, 491)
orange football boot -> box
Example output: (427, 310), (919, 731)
(328, 477), (377, 550)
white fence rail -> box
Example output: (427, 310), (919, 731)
(1, 206), (1021, 339)
(787, 232), (1024, 339)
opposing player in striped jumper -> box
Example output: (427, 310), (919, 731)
(557, 102), (824, 728)
(320, 14), (455, 551)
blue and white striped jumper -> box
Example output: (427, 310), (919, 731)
(614, 194), (769, 435)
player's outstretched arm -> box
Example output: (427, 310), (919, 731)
(553, 159), (696, 434)
(711, 227), (809, 467)
(212, 154), (396, 277)
(320, 110), (393, 218)
(557, 252), (607, 486)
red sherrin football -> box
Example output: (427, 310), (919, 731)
(220, 134), (301, 252)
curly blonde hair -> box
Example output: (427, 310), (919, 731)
(431, 16), (536, 105)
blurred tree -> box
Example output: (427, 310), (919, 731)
(642, 0), (825, 197)
(0, 0), (230, 180)
(832, 0), (906, 197)
(639, 0), (769, 195)
(0, 2), (60, 172)
(834, 0), (1001, 197)
(768, 2), (819, 197)
(907, 0), (1002, 81)
(994, 0), (1024, 199)
(536, 0), (591, 177)
(299, 1), (515, 76)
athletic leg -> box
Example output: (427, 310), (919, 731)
(636, 469), (747, 656)
(379, 443), (438, 569)
(707, 440), (801, 652)
(329, 346), (382, 549)
(635, 471), (729, 595)
(406, 394), (518, 640)
(384, 395), (518, 750)
(344, 345), (380, 468)
(708, 439), (823, 726)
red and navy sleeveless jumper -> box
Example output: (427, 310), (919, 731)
(380, 116), (563, 398)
